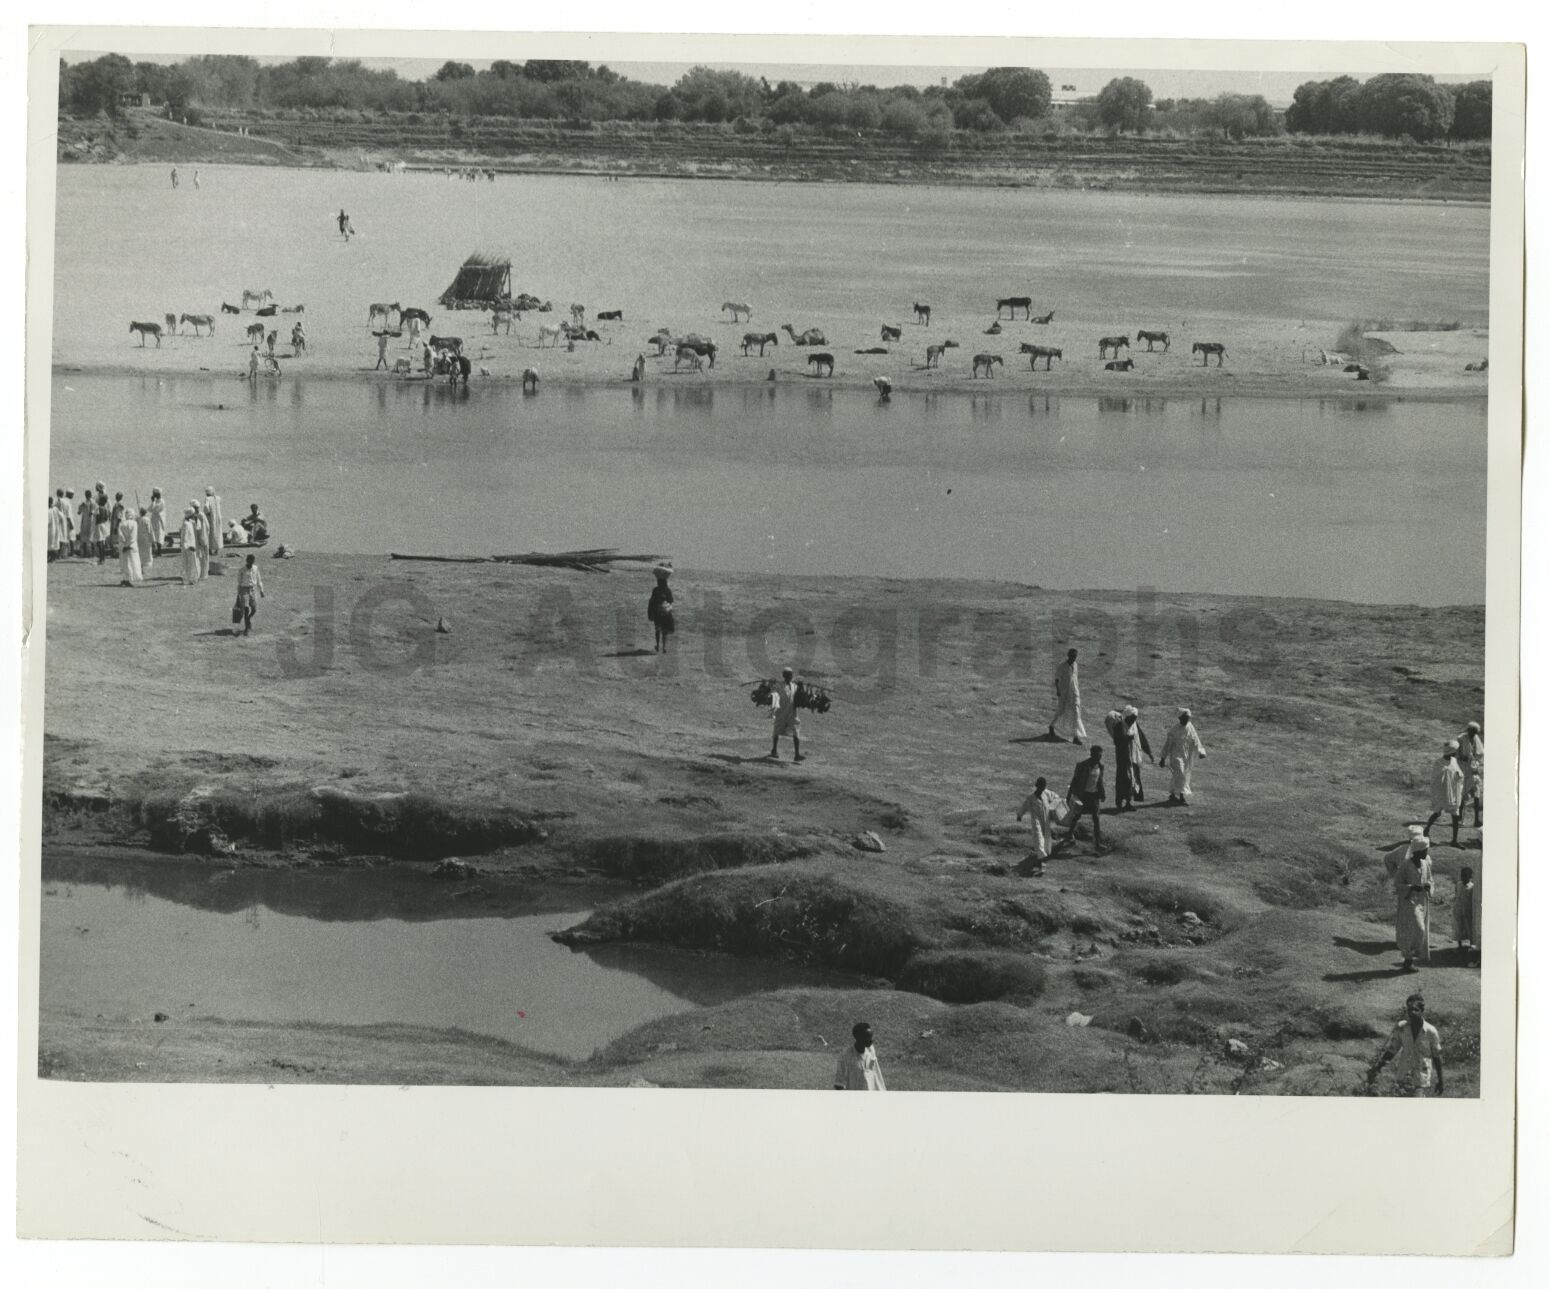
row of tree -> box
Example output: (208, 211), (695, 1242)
(58, 54), (1492, 145)
(1285, 74), (1491, 142)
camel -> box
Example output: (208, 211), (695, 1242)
(220, 302), (241, 315)
(873, 377), (892, 400)
(1136, 330), (1170, 352)
(129, 321), (163, 347)
(722, 302), (753, 323)
(996, 296), (1032, 320)
(742, 332), (779, 356)
(522, 367), (540, 392)
(674, 347), (705, 373)
(807, 352), (835, 377)
(1023, 345), (1062, 370)
(881, 324), (903, 342)
(1105, 358), (1135, 372)
(1031, 310), (1055, 325)
(536, 324), (565, 348)
(245, 322), (266, 343)
(780, 324), (826, 347)
(241, 289), (274, 310)
(1099, 336), (1130, 360)
(180, 313), (215, 336)
(368, 302), (401, 329)
(913, 303), (931, 326)
(972, 353), (1004, 378)
(596, 310), (624, 322)
(1192, 341), (1227, 366)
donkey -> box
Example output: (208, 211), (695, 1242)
(522, 367), (540, 392)
(536, 324), (565, 348)
(429, 335), (464, 355)
(241, 289), (274, 310)
(255, 304), (277, 318)
(368, 302), (401, 329)
(913, 303), (932, 326)
(1135, 330), (1170, 352)
(881, 324), (903, 342)
(245, 322), (266, 344)
(1099, 336), (1130, 360)
(129, 321), (163, 347)
(972, 353), (1004, 378)
(1192, 341), (1227, 366)
(164, 313), (178, 335)
(996, 296), (1032, 320)
(806, 352), (835, 377)
(742, 332), (779, 356)
(925, 343), (948, 369)
(674, 346), (705, 373)
(596, 310), (624, 322)
(180, 313), (215, 337)
(722, 302), (753, 323)
(1105, 358), (1136, 372)
(1031, 310), (1055, 325)
(1023, 345), (1062, 371)
(220, 302), (241, 315)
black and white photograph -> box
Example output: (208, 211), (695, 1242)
(15, 20), (1526, 1258)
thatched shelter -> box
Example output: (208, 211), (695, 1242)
(439, 253), (512, 309)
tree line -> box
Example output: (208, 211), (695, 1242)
(59, 55), (1491, 145)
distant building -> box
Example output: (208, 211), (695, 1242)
(118, 91), (152, 109)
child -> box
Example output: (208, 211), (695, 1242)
(1453, 866), (1478, 958)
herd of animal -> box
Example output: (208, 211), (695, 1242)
(127, 289), (305, 347)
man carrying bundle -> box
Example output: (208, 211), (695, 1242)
(768, 666), (804, 763)
(1105, 705), (1154, 811)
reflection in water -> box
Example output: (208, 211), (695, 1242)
(1097, 397), (1168, 417)
(1199, 397), (1222, 419)
(1318, 398), (1391, 417)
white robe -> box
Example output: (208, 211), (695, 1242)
(771, 682), (800, 736)
(1018, 788), (1062, 859)
(179, 519), (198, 584)
(117, 517), (142, 584)
(206, 494), (224, 556)
(148, 498), (167, 548)
(1160, 721), (1206, 797)
(1430, 757), (1464, 813)
(47, 504), (62, 552)
(1051, 660), (1086, 741)
(1456, 732), (1483, 799)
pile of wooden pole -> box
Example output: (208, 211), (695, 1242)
(389, 548), (663, 574)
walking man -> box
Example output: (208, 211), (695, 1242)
(191, 499), (211, 581)
(1425, 740), (1465, 846)
(1160, 708), (1207, 805)
(1386, 830), (1434, 972)
(1064, 745), (1108, 853)
(235, 554), (265, 636)
(833, 1022), (886, 1091)
(768, 666), (804, 763)
(178, 507), (199, 586)
(1106, 705), (1154, 811)
(1015, 776), (1063, 873)
(116, 507), (142, 586)
(1456, 721), (1483, 828)
(1368, 994), (1443, 1097)
(1049, 647), (1086, 744)
(205, 486), (224, 558)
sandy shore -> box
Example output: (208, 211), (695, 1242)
(39, 553), (1485, 1092)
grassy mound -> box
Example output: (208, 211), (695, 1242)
(574, 832), (835, 882)
(897, 949), (1048, 1004)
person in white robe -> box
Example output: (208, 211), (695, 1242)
(1015, 776), (1064, 868)
(1160, 708), (1207, 804)
(117, 508), (142, 586)
(1384, 831), (1433, 970)
(1451, 865), (1478, 956)
(46, 498), (62, 560)
(1425, 741), (1465, 847)
(1456, 722), (1483, 828)
(1048, 648), (1086, 743)
(134, 500), (155, 577)
(191, 500), (210, 581)
(205, 486), (224, 557)
(178, 508), (199, 585)
(147, 489), (167, 549)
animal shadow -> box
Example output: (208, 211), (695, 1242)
(602, 649), (655, 658)
(1333, 936), (1397, 958)
(708, 753), (784, 767)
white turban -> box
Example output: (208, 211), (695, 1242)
(1409, 835), (1431, 855)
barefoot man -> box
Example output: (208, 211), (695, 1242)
(768, 667), (804, 763)
(1368, 993), (1443, 1097)
(1049, 648), (1086, 744)
(1160, 708), (1207, 806)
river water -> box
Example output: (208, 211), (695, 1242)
(49, 373), (1484, 603)
(41, 853), (857, 1060)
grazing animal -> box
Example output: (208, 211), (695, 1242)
(255, 304), (277, 318)
(984, 322), (1003, 336)
(570, 303), (586, 324)
(722, 302), (753, 323)
(1319, 348), (1352, 367)
(164, 313), (177, 335)
(180, 312), (215, 336)
(129, 321), (163, 347)
(873, 377), (892, 400)
(1031, 310), (1055, 325)
(1192, 341), (1227, 366)
(925, 343), (948, 368)
(807, 352), (835, 376)
(996, 296), (1032, 320)
(1465, 359), (1489, 373)
(674, 347), (705, 373)
(913, 303), (932, 326)
(1105, 358), (1135, 372)
(400, 308), (431, 327)
(429, 336), (463, 355)
(1099, 336), (1130, 359)
(972, 353), (1004, 378)
(522, 367), (540, 392)
(881, 324), (903, 342)
(241, 289), (274, 310)
(220, 302), (241, 315)
(676, 337), (717, 367)
(491, 310), (512, 335)
(368, 302), (401, 328)
(1024, 345), (1062, 370)
(1135, 329), (1170, 352)
(392, 357), (412, 375)
(780, 324), (826, 347)
(245, 322), (266, 343)
(536, 324), (565, 348)
(596, 309), (624, 322)
(741, 331), (779, 356)
(281, 304), (306, 314)
(646, 331), (675, 356)
(854, 347), (890, 355)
